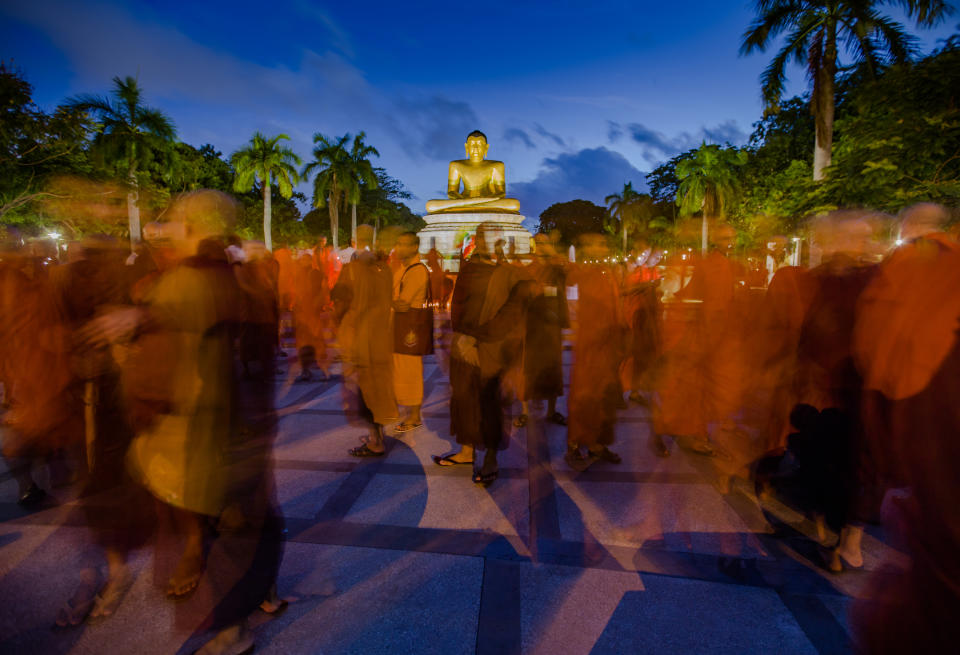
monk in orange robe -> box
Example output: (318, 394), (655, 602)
(566, 233), (625, 468)
(850, 205), (960, 652)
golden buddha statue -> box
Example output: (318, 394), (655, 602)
(425, 131), (521, 214)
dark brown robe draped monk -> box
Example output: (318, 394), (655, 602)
(449, 253), (525, 451)
(521, 260), (568, 402)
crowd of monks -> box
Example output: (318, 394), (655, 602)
(1, 192), (959, 653)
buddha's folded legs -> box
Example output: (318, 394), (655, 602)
(426, 197), (520, 213)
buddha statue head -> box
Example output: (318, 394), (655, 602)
(465, 130), (489, 163)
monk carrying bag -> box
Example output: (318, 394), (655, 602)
(394, 263), (434, 356)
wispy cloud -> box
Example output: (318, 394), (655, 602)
(533, 123), (565, 148)
(503, 127), (536, 149)
(293, 1), (355, 59)
(608, 119), (747, 163)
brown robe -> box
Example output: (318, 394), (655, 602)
(333, 253), (396, 425)
(567, 264), (624, 448)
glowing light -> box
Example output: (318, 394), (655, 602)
(46, 231), (61, 240)
(895, 238), (904, 246)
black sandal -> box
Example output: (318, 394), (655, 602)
(513, 414), (528, 428)
(432, 454), (471, 466)
(548, 412), (567, 426)
(349, 444), (385, 457)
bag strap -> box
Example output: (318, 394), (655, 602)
(399, 262), (432, 304)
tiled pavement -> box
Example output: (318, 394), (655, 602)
(0, 347), (899, 654)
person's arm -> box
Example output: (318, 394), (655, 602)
(395, 264), (428, 311)
(473, 279), (534, 342)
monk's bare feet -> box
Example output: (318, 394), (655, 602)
(89, 564), (132, 620)
(167, 547), (203, 599)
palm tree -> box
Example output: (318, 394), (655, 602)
(741, 0), (951, 181)
(230, 132), (301, 251)
(66, 76), (176, 247)
(605, 182), (654, 254)
(301, 133), (352, 250)
(346, 132), (380, 246)
(675, 143), (747, 254)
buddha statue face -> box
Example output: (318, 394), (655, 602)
(464, 134), (489, 163)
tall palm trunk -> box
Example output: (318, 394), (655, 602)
(813, 24), (838, 181)
(263, 177), (272, 251)
(127, 165), (141, 249)
(701, 189), (721, 255)
(328, 186), (340, 251)
(351, 203), (357, 246)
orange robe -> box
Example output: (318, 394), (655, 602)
(0, 260), (80, 457)
(568, 264), (624, 448)
(655, 252), (746, 443)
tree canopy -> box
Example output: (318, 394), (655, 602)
(536, 199), (606, 244)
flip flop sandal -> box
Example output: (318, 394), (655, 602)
(90, 569), (134, 618)
(548, 412), (567, 425)
(513, 414), (528, 428)
(349, 443), (385, 457)
(432, 454), (472, 466)
(395, 422), (423, 433)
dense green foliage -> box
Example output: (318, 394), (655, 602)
(0, 68), (419, 247)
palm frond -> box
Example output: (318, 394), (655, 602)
(740, 0), (806, 55)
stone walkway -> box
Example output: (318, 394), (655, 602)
(0, 348), (895, 654)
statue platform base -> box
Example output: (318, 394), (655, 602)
(418, 212), (532, 272)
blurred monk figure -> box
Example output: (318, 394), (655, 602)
(0, 244), (80, 503)
(566, 233), (625, 469)
(655, 226), (745, 461)
(851, 204), (960, 651)
(335, 225), (397, 457)
(291, 252), (330, 382)
(434, 222), (529, 486)
(392, 232), (430, 433)
(514, 232), (568, 428)
(794, 211), (882, 571)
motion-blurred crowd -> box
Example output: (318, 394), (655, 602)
(1, 192), (958, 653)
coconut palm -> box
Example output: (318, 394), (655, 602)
(230, 132), (301, 251)
(741, 0), (951, 181)
(301, 133), (353, 250)
(605, 182), (654, 254)
(346, 132), (380, 246)
(675, 143), (747, 254)
(66, 76), (176, 247)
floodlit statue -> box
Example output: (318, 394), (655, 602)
(425, 131), (521, 214)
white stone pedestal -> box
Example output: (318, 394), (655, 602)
(418, 211), (533, 272)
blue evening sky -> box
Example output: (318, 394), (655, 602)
(3, 0), (956, 224)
